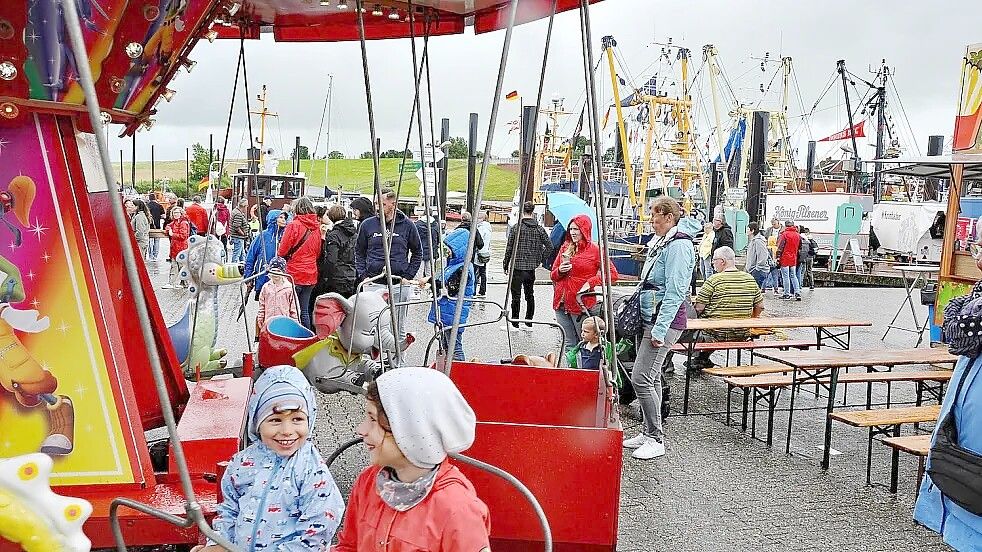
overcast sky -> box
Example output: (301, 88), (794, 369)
(116, 0), (979, 168)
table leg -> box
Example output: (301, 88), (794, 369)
(682, 331), (699, 415)
(786, 365), (799, 455)
(882, 271), (916, 341)
(890, 424), (902, 493)
(767, 389), (777, 447)
(822, 367), (840, 470)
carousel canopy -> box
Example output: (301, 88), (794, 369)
(0, 0), (601, 130)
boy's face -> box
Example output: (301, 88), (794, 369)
(258, 409), (309, 457)
(581, 323), (599, 344)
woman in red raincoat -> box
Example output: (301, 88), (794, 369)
(550, 214), (618, 358)
(333, 367), (490, 552)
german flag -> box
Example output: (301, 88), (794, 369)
(505, 90), (519, 101)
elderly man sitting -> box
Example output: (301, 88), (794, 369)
(687, 246), (764, 370)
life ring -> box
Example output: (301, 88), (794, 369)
(0, 454), (92, 552)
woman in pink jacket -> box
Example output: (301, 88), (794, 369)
(333, 367), (491, 552)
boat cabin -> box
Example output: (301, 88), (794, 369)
(231, 171), (306, 213)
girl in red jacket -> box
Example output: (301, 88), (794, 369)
(550, 214), (618, 358)
(333, 367), (491, 552)
(276, 197), (323, 330)
(163, 206), (191, 289)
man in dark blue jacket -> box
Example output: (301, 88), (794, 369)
(355, 188), (423, 353)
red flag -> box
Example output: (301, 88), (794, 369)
(817, 121), (866, 142)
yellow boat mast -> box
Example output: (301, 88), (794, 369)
(250, 85), (278, 169)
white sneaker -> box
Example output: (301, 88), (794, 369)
(623, 433), (646, 449)
(632, 437), (666, 460)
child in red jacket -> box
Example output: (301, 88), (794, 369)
(163, 206), (190, 289)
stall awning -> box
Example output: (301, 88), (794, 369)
(870, 154), (982, 180)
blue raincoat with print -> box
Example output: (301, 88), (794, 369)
(209, 366), (345, 551)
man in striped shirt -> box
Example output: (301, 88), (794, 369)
(689, 246), (764, 369)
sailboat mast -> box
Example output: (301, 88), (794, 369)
(705, 45), (729, 188)
(325, 75), (333, 190)
(601, 36), (638, 210)
(873, 60), (889, 203)
(837, 60), (861, 193)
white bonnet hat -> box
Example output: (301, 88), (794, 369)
(376, 367), (477, 468)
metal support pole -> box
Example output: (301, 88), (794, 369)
(439, 118), (450, 219)
(837, 60), (860, 194)
(467, 113), (478, 214)
(58, 2), (239, 550)
(151, 144), (155, 192)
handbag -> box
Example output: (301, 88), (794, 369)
(614, 262), (654, 337)
(926, 360), (982, 515)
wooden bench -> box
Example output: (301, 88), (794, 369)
(703, 365), (793, 377)
(829, 405), (940, 486)
(720, 371), (950, 447)
(882, 434), (931, 494)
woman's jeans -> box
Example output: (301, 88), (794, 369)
(296, 284), (314, 330)
(780, 266), (800, 296)
(556, 309), (581, 361)
(632, 325), (683, 442)
(749, 269), (767, 289)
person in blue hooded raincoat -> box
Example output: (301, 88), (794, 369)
(244, 209), (287, 299)
(427, 225), (475, 361)
(914, 272), (982, 552)
(193, 365), (345, 552)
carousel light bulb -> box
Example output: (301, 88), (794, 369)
(0, 61), (16, 80)
(372, 4), (383, 16)
(205, 29), (219, 42)
(99, 111), (112, 125)
(387, 8), (400, 20)
(142, 118), (155, 131)
(181, 58), (197, 73)
(0, 102), (18, 119)
(337, 0), (348, 8)
(227, 2), (241, 16)
(161, 88), (176, 102)
(124, 42), (144, 59)
(319, 0), (330, 6)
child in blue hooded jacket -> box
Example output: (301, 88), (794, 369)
(193, 366), (344, 552)
(426, 225), (475, 361)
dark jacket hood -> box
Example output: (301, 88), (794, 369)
(334, 217), (357, 237)
(263, 209), (285, 236)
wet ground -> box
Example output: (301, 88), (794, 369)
(147, 228), (952, 552)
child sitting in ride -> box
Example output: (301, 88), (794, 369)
(193, 366), (345, 552)
(566, 316), (612, 370)
(256, 256), (300, 334)
(332, 367), (491, 551)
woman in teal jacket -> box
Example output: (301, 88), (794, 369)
(623, 197), (699, 461)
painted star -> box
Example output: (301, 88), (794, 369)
(30, 298), (40, 309)
(74, 383), (88, 396)
(26, 270), (35, 281)
(57, 321), (70, 334)
(41, 252), (51, 263)
(30, 220), (48, 239)
(27, 31), (39, 42)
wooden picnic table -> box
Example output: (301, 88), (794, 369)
(755, 347), (958, 469)
(680, 317), (872, 414)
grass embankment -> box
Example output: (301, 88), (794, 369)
(112, 158), (519, 201)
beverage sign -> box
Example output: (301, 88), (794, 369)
(773, 205), (830, 223)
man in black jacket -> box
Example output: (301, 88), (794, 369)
(711, 214), (734, 256)
(503, 201), (553, 329)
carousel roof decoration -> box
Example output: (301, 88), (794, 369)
(0, 0), (600, 134)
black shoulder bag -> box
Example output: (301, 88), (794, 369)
(926, 359), (982, 515)
(282, 228), (312, 261)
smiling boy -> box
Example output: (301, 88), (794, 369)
(193, 366), (344, 551)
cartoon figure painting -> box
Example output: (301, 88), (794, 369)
(0, 255), (74, 455)
(954, 44), (982, 153)
(25, 0), (110, 101)
(0, 175), (37, 248)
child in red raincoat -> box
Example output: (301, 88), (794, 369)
(163, 206), (190, 289)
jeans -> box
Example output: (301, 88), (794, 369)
(441, 327), (466, 361)
(633, 325), (683, 441)
(510, 269), (536, 328)
(474, 264), (487, 296)
(780, 265), (800, 297)
(556, 309), (581, 360)
(701, 257), (714, 280)
(797, 259), (813, 289)
(766, 267), (780, 291)
(231, 237), (247, 263)
(296, 285), (314, 330)
(749, 269), (767, 289)
(365, 282), (411, 346)
(148, 238), (159, 260)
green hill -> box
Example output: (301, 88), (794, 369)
(111, 158), (520, 201)
(282, 158), (519, 201)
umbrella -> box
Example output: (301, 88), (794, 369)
(546, 191), (599, 241)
